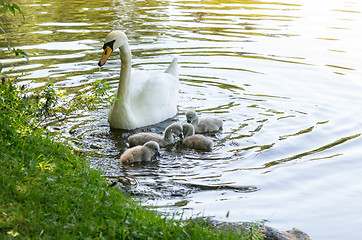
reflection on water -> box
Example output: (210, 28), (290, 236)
(2, 0), (362, 239)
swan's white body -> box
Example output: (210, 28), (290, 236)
(99, 31), (179, 130)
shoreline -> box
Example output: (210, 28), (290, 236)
(0, 80), (309, 239)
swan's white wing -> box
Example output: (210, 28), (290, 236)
(164, 57), (178, 79)
(129, 70), (179, 125)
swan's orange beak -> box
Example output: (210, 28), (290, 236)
(98, 46), (112, 67)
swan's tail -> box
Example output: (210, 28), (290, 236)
(165, 56), (179, 79)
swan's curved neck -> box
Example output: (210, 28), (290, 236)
(117, 43), (132, 104)
(108, 41), (136, 129)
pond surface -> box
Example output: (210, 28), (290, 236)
(2, 0), (362, 239)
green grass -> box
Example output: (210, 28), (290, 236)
(0, 79), (265, 239)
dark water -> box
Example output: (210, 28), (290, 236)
(1, 0), (362, 239)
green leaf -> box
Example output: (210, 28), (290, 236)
(3, 3), (9, 15)
(0, 62), (3, 73)
(21, 51), (29, 60)
(0, 25), (5, 34)
(5, 46), (29, 60)
(12, 4), (25, 20)
(14, 49), (20, 56)
(9, 5), (15, 16)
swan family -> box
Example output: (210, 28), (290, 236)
(120, 111), (222, 165)
(98, 30), (223, 165)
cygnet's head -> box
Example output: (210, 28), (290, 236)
(144, 141), (160, 154)
(98, 30), (128, 66)
(186, 110), (198, 124)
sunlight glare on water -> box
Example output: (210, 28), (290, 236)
(1, 0), (362, 239)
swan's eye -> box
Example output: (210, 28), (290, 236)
(103, 40), (116, 51)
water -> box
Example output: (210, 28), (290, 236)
(2, 0), (362, 239)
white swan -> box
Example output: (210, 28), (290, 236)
(128, 123), (183, 147)
(186, 110), (223, 133)
(98, 30), (179, 130)
(182, 123), (213, 151)
(120, 141), (160, 164)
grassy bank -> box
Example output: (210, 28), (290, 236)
(0, 79), (264, 239)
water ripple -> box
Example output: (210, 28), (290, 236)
(2, 0), (362, 238)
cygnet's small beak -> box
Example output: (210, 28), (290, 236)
(98, 46), (113, 67)
(187, 120), (191, 123)
(179, 133), (184, 140)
